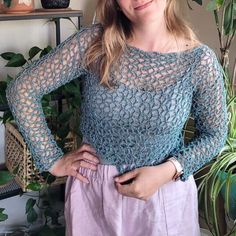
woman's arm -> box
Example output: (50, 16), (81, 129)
(170, 47), (228, 181)
(5, 25), (98, 173)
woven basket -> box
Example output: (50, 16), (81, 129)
(5, 122), (77, 192)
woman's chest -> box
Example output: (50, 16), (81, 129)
(80, 74), (194, 134)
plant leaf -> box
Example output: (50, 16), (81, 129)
(40, 46), (52, 58)
(5, 54), (27, 67)
(26, 198), (36, 214)
(0, 52), (16, 61)
(0, 208), (8, 222)
(224, 1), (234, 35)
(27, 208), (38, 223)
(26, 182), (42, 191)
(28, 46), (42, 60)
(2, 110), (13, 124)
(0, 171), (13, 186)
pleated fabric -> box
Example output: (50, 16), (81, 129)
(64, 163), (201, 236)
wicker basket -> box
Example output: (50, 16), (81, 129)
(5, 122), (77, 192)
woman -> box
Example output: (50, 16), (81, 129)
(6, 0), (228, 235)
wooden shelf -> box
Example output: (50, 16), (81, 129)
(0, 9), (83, 21)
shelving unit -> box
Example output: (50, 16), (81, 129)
(0, 9), (83, 199)
(0, 9), (83, 45)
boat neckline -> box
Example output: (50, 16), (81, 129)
(126, 43), (206, 57)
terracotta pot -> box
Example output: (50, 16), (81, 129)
(2, 0), (34, 13)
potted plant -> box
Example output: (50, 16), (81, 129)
(187, 0), (236, 235)
(1, 0), (34, 14)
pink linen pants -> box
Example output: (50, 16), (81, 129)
(64, 163), (201, 236)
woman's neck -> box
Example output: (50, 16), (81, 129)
(128, 20), (178, 53)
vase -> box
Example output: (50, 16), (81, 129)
(2, 0), (34, 14)
(41, 0), (70, 9)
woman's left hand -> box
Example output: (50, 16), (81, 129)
(114, 161), (176, 201)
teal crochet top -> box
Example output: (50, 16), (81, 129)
(6, 23), (228, 181)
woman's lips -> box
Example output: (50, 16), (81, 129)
(134, 0), (153, 11)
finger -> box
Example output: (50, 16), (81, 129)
(114, 169), (138, 183)
(72, 160), (98, 171)
(76, 143), (98, 155)
(69, 169), (89, 184)
(76, 152), (100, 164)
(115, 182), (134, 197)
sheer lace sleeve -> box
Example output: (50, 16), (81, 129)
(170, 48), (228, 181)
(5, 25), (100, 173)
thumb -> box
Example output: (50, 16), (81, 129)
(114, 169), (138, 183)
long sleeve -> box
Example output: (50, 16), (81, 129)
(170, 48), (228, 181)
(5, 26), (97, 173)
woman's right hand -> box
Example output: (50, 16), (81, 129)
(49, 143), (100, 183)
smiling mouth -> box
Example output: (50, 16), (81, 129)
(134, 0), (153, 10)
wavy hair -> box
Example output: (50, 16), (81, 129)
(83, 0), (198, 88)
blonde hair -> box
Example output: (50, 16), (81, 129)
(83, 0), (199, 88)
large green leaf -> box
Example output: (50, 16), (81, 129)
(25, 198), (36, 214)
(5, 54), (27, 67)
(0, 171), (13, 186)
(0, 52), (16, 60)
(224, 1), (235, 35)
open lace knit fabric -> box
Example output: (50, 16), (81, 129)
(6, 23), (228, 181)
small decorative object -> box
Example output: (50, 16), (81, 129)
(5, 122), (77, 191)
(2, 0), (34, 14)
(41, 0), (70, 9)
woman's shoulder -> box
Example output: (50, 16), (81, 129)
(75, 23), (103, 52)
(193, 44), (220, 68)
(77, 23), (103, 39)
(180, 39), (220, 69)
